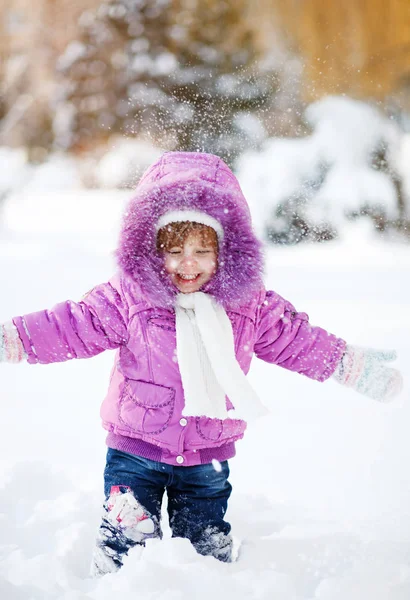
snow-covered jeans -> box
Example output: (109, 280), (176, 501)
(91, 449), (233, 576)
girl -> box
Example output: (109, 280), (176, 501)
(0, 151), (403, 576)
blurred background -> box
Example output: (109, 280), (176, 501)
(1, 6), (410, 596)
(1, 0), (410, 244)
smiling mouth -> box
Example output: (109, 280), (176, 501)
(176, 273), (201, 283)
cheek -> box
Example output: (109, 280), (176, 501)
(164, 256), (179, 273)
(204, 257), (217, 275)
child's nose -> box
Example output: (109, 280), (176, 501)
(181, 254), (196, 267)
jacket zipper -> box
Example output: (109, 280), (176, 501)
(140, 316), (154, 382)
(234, 313), (246, 355)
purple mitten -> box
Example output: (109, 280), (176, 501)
(0, 322), (26, 363)
(332, 345), (403, 402)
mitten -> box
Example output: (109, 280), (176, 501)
(332, 345), (403, 402)
(0, 322), (26, 363)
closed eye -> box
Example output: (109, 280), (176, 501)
(196, 250), (212, 254)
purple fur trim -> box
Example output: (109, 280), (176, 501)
(116, 152), (264, 309)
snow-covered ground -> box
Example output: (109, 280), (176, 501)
(0, 188), (410, 599)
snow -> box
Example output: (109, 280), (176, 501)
(94, 138), (163, 189)
(305, 96), (398, 165)
(0, 150), (84, 202)
(237, 96), (406, 239)
(1, 119), (410, 596)
(0, 147), (30, 197)
(53, 104), (77, 151)
(233, 112), (267, 145)
(0, 180), (410, 598)
(57, 42), (87, 72)
(21, 154), (84, 193)
(395, 134), (410, 217)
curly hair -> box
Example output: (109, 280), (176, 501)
(156, 221), (218, 253)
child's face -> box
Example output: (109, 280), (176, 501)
(164, 231), (218, 293)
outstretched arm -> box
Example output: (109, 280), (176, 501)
(3, 275), (128, 365)
(254, 289), (346, 382)
(254, 290), (403, 402)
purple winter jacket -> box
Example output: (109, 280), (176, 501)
(13, 152), (346, 466)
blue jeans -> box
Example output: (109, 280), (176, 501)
(92, 449), (233, 574)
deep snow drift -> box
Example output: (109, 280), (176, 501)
(0, 187), (409, 599)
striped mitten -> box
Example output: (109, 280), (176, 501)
(332, 345), (403, 402)
(0, 322), (26, 363)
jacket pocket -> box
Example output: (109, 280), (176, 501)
(195, 416), (246, 443)
(147, 313), (176, 331)
(119, 379), (175, 435)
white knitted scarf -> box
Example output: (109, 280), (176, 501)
(175, 292), (268, 422)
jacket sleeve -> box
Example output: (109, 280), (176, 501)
(254, 289), (346, 382)
(12, 275), (129, 365)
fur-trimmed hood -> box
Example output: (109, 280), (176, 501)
(117, 151), (264, 308)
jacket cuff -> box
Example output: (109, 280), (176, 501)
(320, 337), (347, 381)
(332, 345), (366, 387)
(12, 317), (38, 364)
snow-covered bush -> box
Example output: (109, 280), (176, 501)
(394, 133), (410, 219)
(0, 151), (84, 222)
(95, 138), (163, 188)
(237, 96), (407, 243)
(0, 140), (164, 200)
(22, 154), (83, 192)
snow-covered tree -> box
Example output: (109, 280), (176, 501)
(56, 0), (276, 164)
